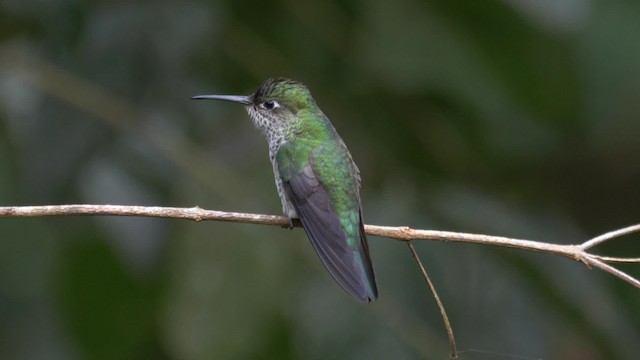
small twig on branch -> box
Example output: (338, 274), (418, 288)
(580, 223), (640, 250)
(407, 241), (457, 359)
(0, 204), (639, 289)
(590, 255), (640, 263)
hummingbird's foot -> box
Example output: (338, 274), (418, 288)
(282, 217), (296, 229)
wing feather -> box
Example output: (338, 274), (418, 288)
(281, 150), (377, 302)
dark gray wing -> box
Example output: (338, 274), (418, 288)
(283, 162), (377, 302)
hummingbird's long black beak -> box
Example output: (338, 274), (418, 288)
(191, 94), (252, 105)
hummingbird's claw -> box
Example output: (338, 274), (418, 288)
(281, 217), (297, 229)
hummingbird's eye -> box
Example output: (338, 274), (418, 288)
(262, 100), (280, 110)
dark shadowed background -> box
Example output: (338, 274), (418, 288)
(1, 1), (639, 359)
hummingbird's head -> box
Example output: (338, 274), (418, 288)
(192, 78), (316, 138)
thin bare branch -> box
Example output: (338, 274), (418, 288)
(407, 241), (457, 359)
(581, 223), (640, 250)
(0, 204), (639, 289)
(581, 257), (640, 288)
(0, 204), (290, 225)
(591, 255), (640, 263)
(365, 225), (573, 257)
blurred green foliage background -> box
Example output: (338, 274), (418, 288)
(1, 1), (639, 359)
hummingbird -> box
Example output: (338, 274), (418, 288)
(192, 78), (378, 302)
